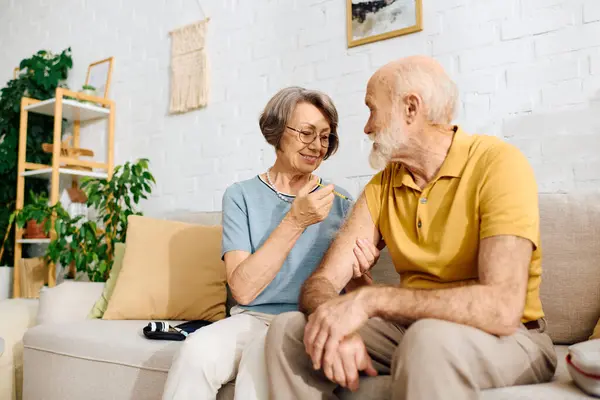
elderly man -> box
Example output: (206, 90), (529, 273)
(265, 55), (558, 399)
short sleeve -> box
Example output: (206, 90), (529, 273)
(221, 184), (252, 259)
(363, 170), (385, 229)
(479, 143), (540, 248)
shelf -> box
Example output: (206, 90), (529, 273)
(21, 168), (108, 180)
(17, 238), (50, 244)
(24, 98), (110, 122)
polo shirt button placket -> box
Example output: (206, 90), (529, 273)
(417, 194), (427, 230)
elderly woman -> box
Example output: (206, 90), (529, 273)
(162, 87), (380, 400)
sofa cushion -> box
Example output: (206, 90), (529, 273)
(538, 193), (600, 345)
(24, 319), (181, 373)
(23, 319), (231, 400)
(103, 215), (227, 322)
(37, 281), (104, 325)
(89, 243), (126, 319)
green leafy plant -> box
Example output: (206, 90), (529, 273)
(81, 85), (96, 91)
(15, 191), (51, 235)
(0, 48), (73, 266)
(0, 191), (52, 263)
(38, 159), (155, 282)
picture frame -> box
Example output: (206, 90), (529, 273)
(347, 0), (423, 48)
(85, 57), (114, 98)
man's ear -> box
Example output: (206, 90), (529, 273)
(403, 93), (421, 124)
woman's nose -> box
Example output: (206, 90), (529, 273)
(307, 136), (321, 150)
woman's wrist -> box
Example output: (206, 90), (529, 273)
(282, 211), (306, 233)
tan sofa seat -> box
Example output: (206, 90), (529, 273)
(22, 319), (585, 400)
(23, 318), (238, 400)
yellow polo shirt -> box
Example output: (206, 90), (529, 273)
(364, 127), (543, 323)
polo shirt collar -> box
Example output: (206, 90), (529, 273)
(392, 126), (471, 188)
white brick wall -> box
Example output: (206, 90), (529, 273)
(2, 0), (600, 215)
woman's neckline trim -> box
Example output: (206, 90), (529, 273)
(257, 175), (323, 197)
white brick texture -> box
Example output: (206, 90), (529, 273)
(2, 0), (600, 215)
(584, 0), (600, 23)
(501, 3), (579, 40)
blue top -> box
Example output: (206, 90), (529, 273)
(221, 176), (353, 315)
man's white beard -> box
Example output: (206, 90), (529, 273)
(368, 125), (403, 170)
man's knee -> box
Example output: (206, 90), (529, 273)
(265, 311), (306, 357)
(394, 319), (464, 371)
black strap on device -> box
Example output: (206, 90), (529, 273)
(142, 320), (213, 341)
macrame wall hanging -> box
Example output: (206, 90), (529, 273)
(168, 2), (210, 114)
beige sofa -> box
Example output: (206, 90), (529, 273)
(17, 193), (600, 399)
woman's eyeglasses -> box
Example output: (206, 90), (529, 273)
(286, 126), (334, 148)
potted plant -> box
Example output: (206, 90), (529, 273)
(19, 191), (51, 239)
(78, 84), (97, 105)
(0, 195), (52, 298)
(81, 84), (96, 96)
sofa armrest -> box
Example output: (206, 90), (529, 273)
(37, 281), (104, 325)
(0, 298), (39, 400)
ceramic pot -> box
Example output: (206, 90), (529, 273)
(25, 220), (48, 239)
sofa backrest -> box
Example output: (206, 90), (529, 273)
(538, 193), (600, 344)
(186, 193), (600, 345)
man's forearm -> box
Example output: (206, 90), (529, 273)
(299, 276), (339, 315)
(365, 284), (523, 336)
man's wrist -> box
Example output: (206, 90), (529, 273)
(356, 285), (381, 318)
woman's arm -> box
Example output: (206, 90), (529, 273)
(225, 215), (304, 305)
(224, 179), (335, 305)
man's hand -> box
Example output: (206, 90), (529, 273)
(304, 289), (371, 370)
(322, 333), (378, 391)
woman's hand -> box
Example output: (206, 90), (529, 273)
(352, 239), (380, 278)
(287, 178), (335, 229)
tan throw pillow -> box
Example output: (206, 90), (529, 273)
(590, 321), (600, 340)
(88, 243), (126, 319)
(102, 215), (226, 321)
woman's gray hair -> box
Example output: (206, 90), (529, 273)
(259, 86), (339, 160)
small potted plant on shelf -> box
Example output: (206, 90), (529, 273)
(81, 84), (96, 96)
(79, 84), (97, 104)
(0, 195), (52, 299)
(18, 191), (51, 239)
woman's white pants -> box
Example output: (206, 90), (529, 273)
(162, 312), (270, 400)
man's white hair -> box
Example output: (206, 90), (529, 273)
(393, 62), (459, 124)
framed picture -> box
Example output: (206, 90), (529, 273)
(85, 57), (114, 98)
(347, 0), (423, 48)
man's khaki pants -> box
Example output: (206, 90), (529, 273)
(265, 312), (557, 400)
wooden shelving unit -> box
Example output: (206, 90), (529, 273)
(13, 87), (115, 297)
